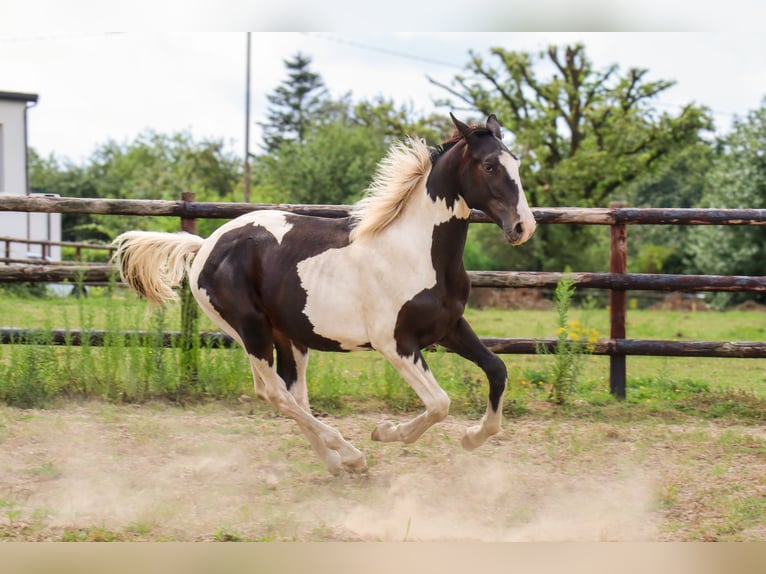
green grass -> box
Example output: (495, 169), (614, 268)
(0, 286), (764, 418)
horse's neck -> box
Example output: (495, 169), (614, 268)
(378, 186), (470, 262)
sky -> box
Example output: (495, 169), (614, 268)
(2, 32), (766, 165)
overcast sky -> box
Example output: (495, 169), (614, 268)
(2, 32), (765, 164)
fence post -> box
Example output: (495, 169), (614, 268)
(179, 191), (199, 397)
(609, 202), (628, 398)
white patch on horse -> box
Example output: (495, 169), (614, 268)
(498, 151), (536, 244)
(297, 184), (469, 351)
(247, 210), (293, 244)
(199, 210), (294, 247)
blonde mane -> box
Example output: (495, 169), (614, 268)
(349, 137), (433, 241)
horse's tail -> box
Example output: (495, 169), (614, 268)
(113, 231), (204, 305)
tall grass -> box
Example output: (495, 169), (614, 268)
(0, 283), (252, 406)
(0, 283), (765, 420)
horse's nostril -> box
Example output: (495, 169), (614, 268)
(514, 222), (524, 236)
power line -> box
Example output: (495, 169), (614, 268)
(300, 33), (742, 123)
(300, 32), (464, 70)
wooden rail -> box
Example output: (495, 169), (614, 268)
(2, 194), (766, 225)
(2, 328), (765, 359)
(2, 194), (765, 399)
(1, 235), (115, 266)
(2, 265), (765, 293)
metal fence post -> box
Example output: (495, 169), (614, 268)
(179, 191), (199, 397)
(609, 202), (628, 398)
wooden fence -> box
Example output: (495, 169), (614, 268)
(2, 193), (766, 398)
(1, 236), (115, 265)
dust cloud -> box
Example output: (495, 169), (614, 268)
(0, 405), (659, 541)
(336, 455), (658, 541)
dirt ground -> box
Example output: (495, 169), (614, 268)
(0, 400), (765, 541)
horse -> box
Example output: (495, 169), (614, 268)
(114, 113), (536, 475)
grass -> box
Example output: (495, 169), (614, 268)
(0, 285), (764, 420)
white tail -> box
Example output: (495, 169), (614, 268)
(113, 231), (204, 305)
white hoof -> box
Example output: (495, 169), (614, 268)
(371, 420), (398, 442)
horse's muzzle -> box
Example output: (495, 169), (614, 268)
(504, 221), (526, 245)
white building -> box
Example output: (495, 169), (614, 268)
(0, 91), (61, 262)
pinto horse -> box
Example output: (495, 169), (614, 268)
(114, 114), (536, 475)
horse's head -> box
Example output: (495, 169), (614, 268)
(450, 113), (536, 246)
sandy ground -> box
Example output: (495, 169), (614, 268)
(0, 400), (764, 541)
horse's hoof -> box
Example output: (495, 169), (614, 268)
(324, 451), (344, 476)
(371, 420), (396, 442)
(343, 453), (368, 474)
(461, 427), (484, 451)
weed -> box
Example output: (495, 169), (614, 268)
(537, 277), (598, 405)
(61, 526), (124, 542)
(25, 461), (63, 480)
(0, 499), (21, 526)
(212, 527), (243, 542)
(403, 516), (412, 541)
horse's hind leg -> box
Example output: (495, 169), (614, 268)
(274, 335), (311, 412)
(371, 346), (450, 444)
(247, 355), (366, 474)
(193, 279), (365, 474)
(237, 317), (364, 474)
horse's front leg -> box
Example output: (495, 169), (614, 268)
(371, 347), (450, 444)
(440, 317), (508, 450)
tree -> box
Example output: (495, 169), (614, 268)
(687, 100), (766, 306)
(28, 150), (106, 242)
(30, 131), (241, 241)
(260, 52), (328, 153)
(623, 141), (714, 274)
(352, 97), (453, 145)
(253, 92), (457, 206)
(252, 121), (389, 205)
(430, 43), (712, 271)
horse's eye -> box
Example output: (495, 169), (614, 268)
(482, 163), (494, 173)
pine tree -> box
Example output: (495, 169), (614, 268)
(260, 52), (327, 153)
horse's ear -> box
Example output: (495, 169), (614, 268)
(486, 115), (502, 139)
(450, 113), (472, 140)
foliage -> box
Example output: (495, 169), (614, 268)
(430, 43), (713, 271)
(29, 131), (242, 242)
(253, 60), (455, 206)
(28, 150), (106, 242)
(260, 52), (328, 154)
(23, 44), (763, 284)
(252, 122), (390, 205)
(625, 141), (715, 274)
(687, 99), (766, 306)
(432, 43), (711, 207)
(351, 96), (454, 145)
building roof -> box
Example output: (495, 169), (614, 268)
(0, 91), (39, 103)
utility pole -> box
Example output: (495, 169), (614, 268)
(243, 32), (252, 203)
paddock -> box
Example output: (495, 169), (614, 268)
(1, 194), (766, 540)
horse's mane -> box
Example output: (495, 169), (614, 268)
(349, 137), (434, 241)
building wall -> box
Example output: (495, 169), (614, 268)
(0, 98), (29, 196)
(0, 93), (60, 262)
